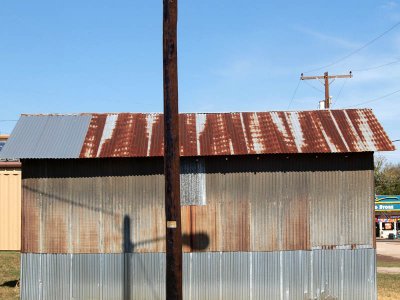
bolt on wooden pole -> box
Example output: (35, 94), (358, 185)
(163, 0), (182, 299)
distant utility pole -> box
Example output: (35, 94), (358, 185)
(301, 71), (352, 109)
(163, 0), (182, 299)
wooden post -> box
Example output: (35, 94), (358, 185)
(324, 72), (330, 109)
(163, 0), (182, 299)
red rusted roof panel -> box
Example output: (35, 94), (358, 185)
(80, 114), (107, 158)
(79, 109), (395, 158)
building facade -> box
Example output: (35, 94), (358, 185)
(0, 134), (21, 251)
(0, 109), (395, 299)
(375, 195), (400, 239)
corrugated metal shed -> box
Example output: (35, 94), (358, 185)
(7, 108), (392, 299)
(0, 109), (394, 159)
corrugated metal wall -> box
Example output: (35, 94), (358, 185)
(0, 168), (21, 250)
(21, 249), (376, 300)
(20, 153), (376, 299)
(21, 153), (374, 253)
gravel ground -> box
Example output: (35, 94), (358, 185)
(377, 240), (400, 259)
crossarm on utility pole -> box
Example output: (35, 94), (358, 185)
(300, 71), (352, 109)
(301, 72), (352, 80)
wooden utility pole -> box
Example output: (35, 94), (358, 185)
(163, 0), (182, 299)
(301, 71), (352, 109)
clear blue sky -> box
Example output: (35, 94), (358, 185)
(0, 1), (399, 161)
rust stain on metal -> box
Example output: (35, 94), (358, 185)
(330, 110), (359, 152)
(218, 201), (250, 252)
(80, 114), (107, 158)
(283, 195), (310, 250)
(321, 245), (335, 250)
(181, 206), (191, 253)
(21, 154), (376, 254)
(78, 109), (394, 158)
(298, 111), (331, 153)
(269, 112), (297, 153)
(179, 114), (197, 157)
(149, 114), (164, 157)
(0, 162), (21, 168)
(22, 182), (40, 253)
(364, 109), (395, 151)
(189, 204), (219, 252)
(44, 215), (67, 253)
(346, 110), (369, 149)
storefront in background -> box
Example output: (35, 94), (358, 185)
(375, 195), (400, 238)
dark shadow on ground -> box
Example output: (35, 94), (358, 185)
(377, 254), (400, 263)
(0, 280), (19, 287)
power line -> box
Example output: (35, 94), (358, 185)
(287, 79), (301, 109)
(303, 80), (324, 93)
(392, 139), (400, 143)
(352, 58), (400, 72)
(333, 78), (349, 107)
(0, 120), (18, 122)
(304, 20), (400, 73)
(349, 88), (400, 107)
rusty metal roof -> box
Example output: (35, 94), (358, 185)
(0, 109), (394, 159)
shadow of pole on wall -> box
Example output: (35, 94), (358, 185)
(123, 215), (133, 300)
(122, 214), (210, 299)
(123, 215), (162, 300)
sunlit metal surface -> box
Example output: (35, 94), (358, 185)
(21, 250), (376, 300)
(0, 109), (394, 159)
(20, 154), (374, 253)
(0, 115), (91, 159)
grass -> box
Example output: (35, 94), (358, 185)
(377, 254), (400, 300)
(377, 273), (400, 300)
(0, 252), (399, 299)
(0, 251), (20, 299)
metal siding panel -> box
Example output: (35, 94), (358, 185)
(0, 169), (21, 250)
(218, 173), (250, 251)
(72, 254), (101, 299)
(182, 203), (219, 252)
(252, 251), (280, 299)
(281, 171), (310, 250)
(22, 179), (40, 252)
(205, 171), (251, 251)
(22, 159), (167, 253)
(71, 177), (102, 253)
(21, 154), (374, 253)
(42, 178), (71, 253)
(180, 158), (206, 205)
(184, 252), (222, 300)
(0, 115), (91, 159)
(310, 169), (374, 248)
(21, 250), (376, 300)
(250, 171), (281, 251)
